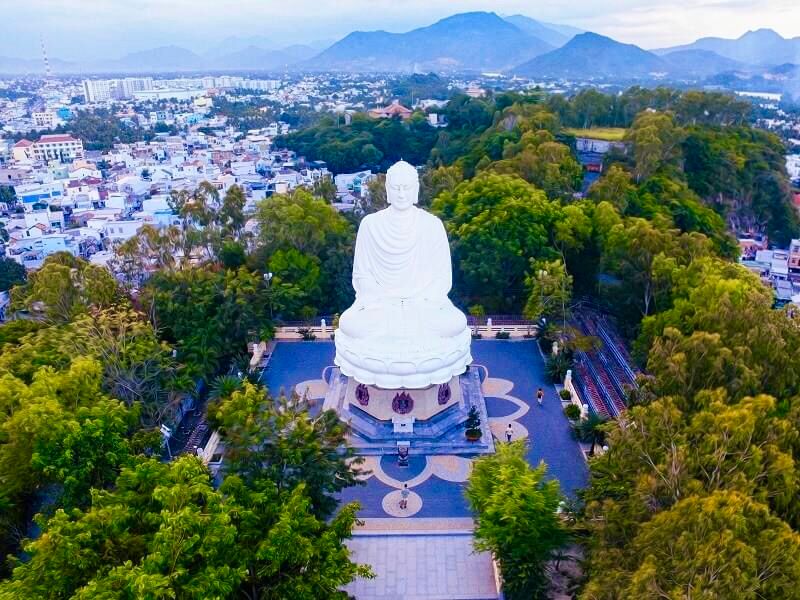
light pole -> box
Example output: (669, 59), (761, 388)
(264, 271), (273, 319)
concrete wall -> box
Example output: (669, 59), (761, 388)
(274, 319), (538, 340)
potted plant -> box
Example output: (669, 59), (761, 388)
(559, 389), (572, 402)
(564, 403), (581, 421)
(297, 328), (316, 341)
(495, 330), (510, 339)
(464, 406), (482, 441)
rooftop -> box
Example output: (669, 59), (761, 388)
(38, 134), (79, 143)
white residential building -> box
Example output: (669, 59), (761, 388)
(101, 219), (144, 242)
(83, 79), (113, 103)
(14, 135), (84, 162)
(32, 111), (57, 128)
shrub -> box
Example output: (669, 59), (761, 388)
(559, 388), (572, 401)
(545, 353), (572, 383)
(564, 403), (581, 421)
(298, 328), (317, 341)
(495, 331), (511, 339)
(465, 406), (482, 439)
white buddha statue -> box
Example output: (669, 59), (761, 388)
(335, 160), (472, 389)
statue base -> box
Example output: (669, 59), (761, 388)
(323, 367), (494, 456)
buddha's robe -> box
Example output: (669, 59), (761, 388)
(338, 206), (466, 340)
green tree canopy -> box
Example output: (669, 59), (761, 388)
(433, 173), (560, 312)
(466, 441), (568, 600)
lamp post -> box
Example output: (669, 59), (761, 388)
(264, 271), (273, 319)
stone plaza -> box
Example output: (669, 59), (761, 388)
(261, 339), (588, 599)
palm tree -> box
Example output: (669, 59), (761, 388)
(573, 413), (608, 456)
(209, 374), (244, 402)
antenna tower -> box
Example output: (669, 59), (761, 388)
(41, 36), (52, 80)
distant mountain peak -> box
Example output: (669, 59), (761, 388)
(303, 11), (553, 73)
(741, 28), (784, 40)
(513, 32), (666, 79)
(657, 27), (798, 67)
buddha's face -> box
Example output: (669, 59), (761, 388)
(386, 178), (418, 211)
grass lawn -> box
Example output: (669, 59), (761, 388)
(565, 127), (627, 142)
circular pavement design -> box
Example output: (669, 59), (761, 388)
(294, 379), (328, 399)
(352, 456), (377, 481)
(380, 454), (427, 482)
(489, 419), (530, 443)
(382, 489), (423, 517)
(428, 455), (473, 482)
(485, 396), (520, 418)
(481, 377), (514, 397)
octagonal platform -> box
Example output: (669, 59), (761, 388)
(323, 367), (494, 456)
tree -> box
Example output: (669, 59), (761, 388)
(0, 258), (25, 293)
(433, 173), (560, 312)
(524, 259), (573, 326)
(210, 382), (364, 519)
(1, 453), (372, 599)
(32, 397), (134, 509)
(219, 184), (247, 240)
(683, 126), (799, 246)
(12, 254), (120, 323)
(313, 176), (337, 203)
(267, 249), (322, 320)
(572, 413), (608, 456)
(588, 164), (637, 213)
(66, 307), (186, 426)
(220, 476), (372, 599)
(601, 217), (713, 323)
(0, 184), (17, 207)
(253, 188), (355, 314)
(584, 491), (800, 599)
(143, 267), (271, 379)
(624, 111), (684, 183)
(361, 174), (388, 215)
(0, 457), (244, 599)
(466, 442), (568, 600)
(572, 89), (614, 129)
(488, 131), (583, 200)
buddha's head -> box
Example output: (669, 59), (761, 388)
(386, 160), (419, 212)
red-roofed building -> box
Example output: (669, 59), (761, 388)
(793, 193), (800, 209)
(368, 100), (413, 120)
(12, 139), (34, 162)
(13, 135), (84, 163)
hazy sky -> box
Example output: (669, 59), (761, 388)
(3, 0), (800, 61)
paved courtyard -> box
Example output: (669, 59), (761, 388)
(344, 528), (498, 600)
(262, 339), (588, 599)
(261, 339), (589, 519)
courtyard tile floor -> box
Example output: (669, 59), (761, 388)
(261, 339), (589, 599)
(261, 339), (589, 519)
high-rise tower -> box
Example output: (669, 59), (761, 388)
(40, 36), (52, 80)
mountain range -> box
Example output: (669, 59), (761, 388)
(0, 13), (797, 83)
(655, 29), (800, 66)
(300, 12), (556, 72)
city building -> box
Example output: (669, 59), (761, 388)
(83, 79), (113, 103)
(32, 111), (56, 128)
(14, 134), (84, 162)
(368, 100), (413, 120)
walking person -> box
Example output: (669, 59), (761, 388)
(537, 387), (544, 407)
(505, 423), (513, 442)
(400, 483), (410, 510)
